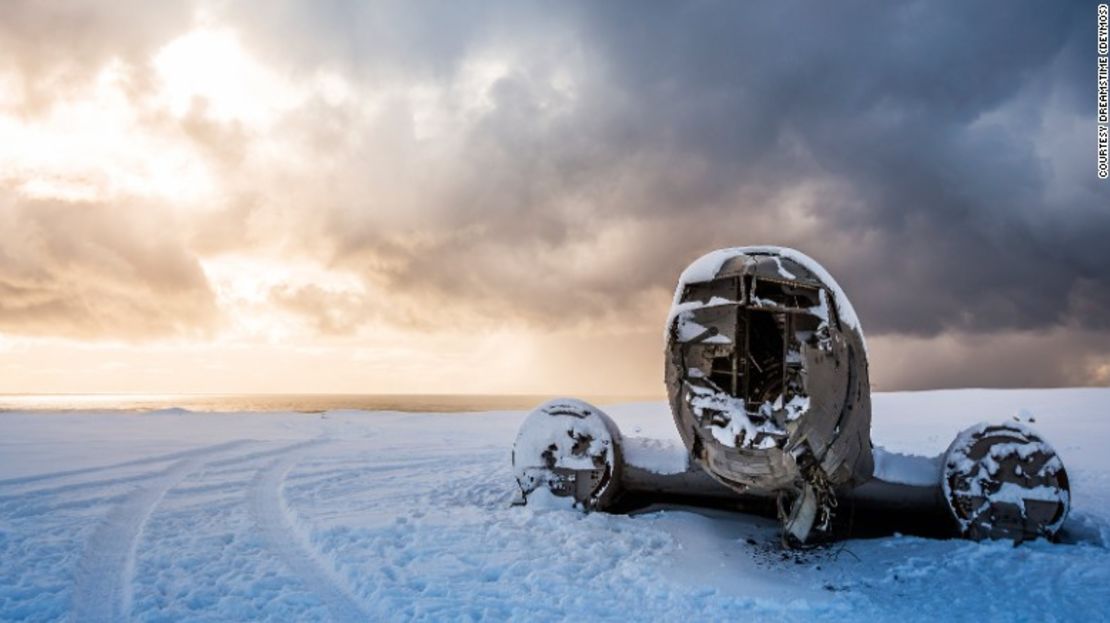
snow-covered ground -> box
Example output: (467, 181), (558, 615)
(1, 388), (1109, 622)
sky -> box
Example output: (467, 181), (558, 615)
(0, 0), (1107, 396)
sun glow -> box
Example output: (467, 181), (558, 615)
(0, 60), (216, 204)
(152, 27), (304, 127)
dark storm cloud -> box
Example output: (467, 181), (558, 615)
(562, 0), (1107, 336)
(224, 0), (1107, 339)
(869, 328), (1110, 391)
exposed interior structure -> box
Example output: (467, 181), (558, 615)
(665, 248), (874, 543)
(690, 275), (826, 422)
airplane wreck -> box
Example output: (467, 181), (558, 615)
(512, 247), (1071, 545)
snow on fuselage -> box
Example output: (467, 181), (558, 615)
(664, 247), (873, 499)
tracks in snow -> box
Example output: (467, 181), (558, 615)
(68, 447), (227, 623)
(0, 435), (375, 622)
(64, 438), (359, 623)
(247, 441), (369, 623)
(0, 440), (251, 489)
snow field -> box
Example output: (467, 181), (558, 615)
(1, 389), (1108, 621)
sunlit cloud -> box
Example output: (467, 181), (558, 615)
(201, 253), (368, 342)
(0, 61), (216, 204)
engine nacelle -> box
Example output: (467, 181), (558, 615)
(512, 398), (624, 511)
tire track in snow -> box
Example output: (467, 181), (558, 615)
(248, 442), (368, 623)
(0, 440), (251, 489)
(69, 458), (207, 622)
(208, 438), (322, 469)
(67, 440), (266, 623)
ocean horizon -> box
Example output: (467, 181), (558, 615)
(0, 393), (663, 414)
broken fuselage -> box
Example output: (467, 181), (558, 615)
(665, 248), (873, 508)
